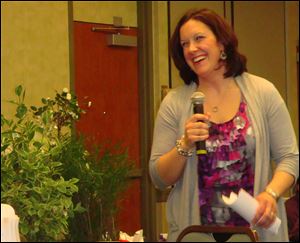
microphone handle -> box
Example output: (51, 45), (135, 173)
(193, 103), (207, 155)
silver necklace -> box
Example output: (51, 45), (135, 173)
(211, 96), (224, 113)
(200, 79), (234, 113)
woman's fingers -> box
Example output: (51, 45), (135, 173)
(183, 114), (210, 148)
(252, 192), (277, 229)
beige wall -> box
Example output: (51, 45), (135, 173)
(152, 1), (169, 114)
(1, 1), (70, 118)
(234, 1), (286, 99)
(285, 1), (299, 141)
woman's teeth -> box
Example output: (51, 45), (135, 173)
(193, 56), (206, 63)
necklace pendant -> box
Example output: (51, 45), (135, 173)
(212, 106), (218, 112)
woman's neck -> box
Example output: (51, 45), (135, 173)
(197, 73), (234, 93)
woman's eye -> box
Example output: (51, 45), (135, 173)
(181, 41), (189, 48)
(195, 35), (204, 41)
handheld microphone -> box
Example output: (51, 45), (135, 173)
(191, 92), (207, 155)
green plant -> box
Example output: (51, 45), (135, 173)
(32, 88), (135, 241)
(60, 137), (134, 242)
(1, 85), (135, 242)
(1, 85), (81, 241)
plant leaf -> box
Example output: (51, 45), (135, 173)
(33, 141), (42, 149)
(16, 104), (27, 119)
(15, 85), (23, 96)
(30, 106), (37, 111)
(1, 144), (9, 152)
(28, 130), (35, 141)
(22, 89), (26, 102)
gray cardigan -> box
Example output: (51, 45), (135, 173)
(149, 72), (299, 242)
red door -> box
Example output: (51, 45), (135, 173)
(73, 21), (141, 235)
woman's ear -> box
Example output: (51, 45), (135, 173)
(218, 42), (225, 52)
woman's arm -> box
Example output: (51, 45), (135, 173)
(252, 171), (295, 228)
(156, 113), (210, 186)
(156, 147), (189, 186)
(265, 171), (295, 198)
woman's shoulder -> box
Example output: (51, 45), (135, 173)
(237, 72), (278, 93)
(157, 83), (196, 119)
(162, 82), (196, 105)
(235, 72), (279, 96)
(236, 72), (285, 110)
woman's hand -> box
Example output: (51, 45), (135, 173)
(183, 113), (210, 149)
(252, 191), (277, 229)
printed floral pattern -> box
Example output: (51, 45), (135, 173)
(198, 101), (255, 226)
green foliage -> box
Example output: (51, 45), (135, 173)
(1, 85), (80, 241)
(59, 137), (134, 242)
(1, 85), (135, 242)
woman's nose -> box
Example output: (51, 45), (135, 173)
(188, 41), (198, 52)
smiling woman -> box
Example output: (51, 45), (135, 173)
(170, 9), (247, 87)
(180, 20), (222, 78)
(149, 8), (298, 242)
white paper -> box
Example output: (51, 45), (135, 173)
(222, 188), (281, 234)
(119, 229), (144, 242)
(1, 204), (21, 242)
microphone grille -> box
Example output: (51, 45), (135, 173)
(191, 91), (205, 104)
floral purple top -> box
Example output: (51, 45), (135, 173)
(198, 100), (255, 226)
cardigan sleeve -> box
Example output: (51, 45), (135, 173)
(149, 90), (179, 190)
(264, 81), (299, 181)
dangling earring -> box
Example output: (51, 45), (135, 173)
(220, 50), (227, 60)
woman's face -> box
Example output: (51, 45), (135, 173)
(180, 19), (224, 78)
